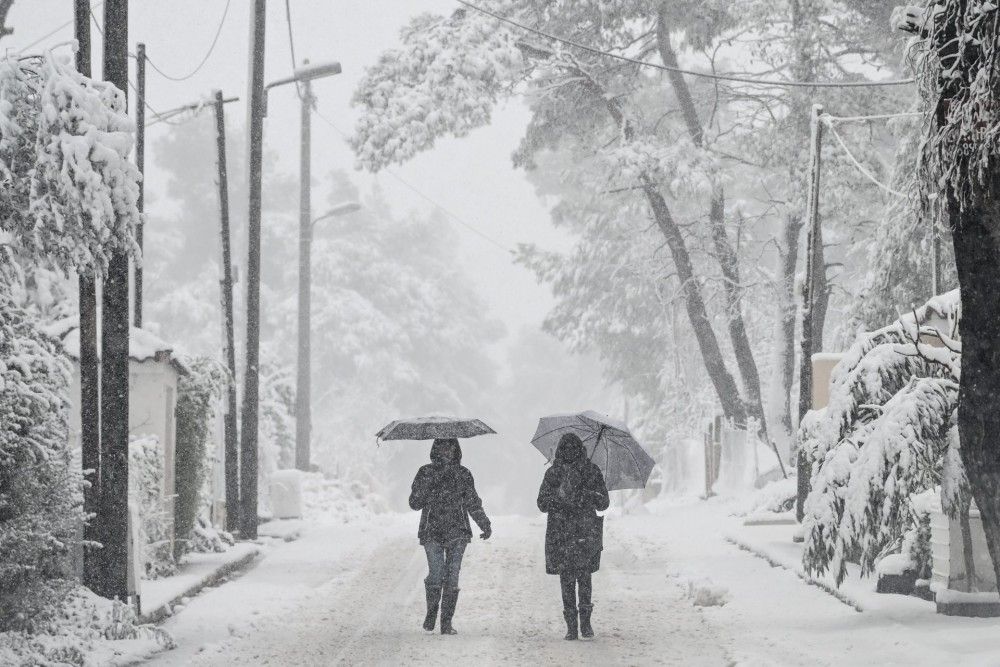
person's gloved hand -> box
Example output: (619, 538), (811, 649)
(480, 526), (492, 540)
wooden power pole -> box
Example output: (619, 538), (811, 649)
(295, 73), (313, 472)
(134, 42), (145, 328)
(213, 90), (241, 534)
(796, 104), (824, 523)
(74, 0), (102, 594)
(240, 0), (267, 540)
(99, 0), (131, 602)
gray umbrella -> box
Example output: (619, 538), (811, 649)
(376, 415), (496, 442)
(531, 411), (655, 491)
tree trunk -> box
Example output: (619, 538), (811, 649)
(950, 186), (1000, 589)
(656, 9), (778, 468)
(641, 180), (748, 425)
(777, 214), (803, 437)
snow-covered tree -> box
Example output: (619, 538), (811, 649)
(911, 0), (1000, 589)
(801, 291), (963, 584)
(351, 1), (910, 476)
(0, 295), (82, 631)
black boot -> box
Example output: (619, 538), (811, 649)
(440, 588), (460, 635)
(579, 603), (594, 638)
(563, 608), (579, 640)
(423, 583), (442, 631)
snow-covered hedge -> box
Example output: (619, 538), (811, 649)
(129, 436), (175, 579)
(173, 356), (226, 559)
(801, 291), (963, 585)
(0, 295), (82, 632)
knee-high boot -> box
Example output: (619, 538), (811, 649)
(423, 583), (442, 631)
(560, 574), (578, 640)
(440, 588), (460, 635)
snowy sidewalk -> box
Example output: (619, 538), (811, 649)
(139, 543), (260, 624)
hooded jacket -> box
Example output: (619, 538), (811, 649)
(409, 439), (491, 545)
(537, 435), (610, 575)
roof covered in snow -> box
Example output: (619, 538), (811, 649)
(41, 317), (190, 376)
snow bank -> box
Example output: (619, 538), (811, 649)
(735, 477), (797, 517)
(0, 587), (173, 666)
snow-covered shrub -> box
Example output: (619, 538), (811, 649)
(736, 476), (797, 517)
(129, 436), (175, 579)
(801, 291), (963, 585)
(0, 294), (82, 632)
(173, 356), (226, 559)
(0, 51), (140, 271)
(0, 587), (173, 666)
(185, 515), (234, 554)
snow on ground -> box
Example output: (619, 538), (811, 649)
(136, 496), (1000, 666)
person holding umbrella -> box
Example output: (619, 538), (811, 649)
(536, 432), (610, 640)
(408, 437), (492, 635)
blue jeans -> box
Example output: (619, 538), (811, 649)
(424, 540), (467, 590)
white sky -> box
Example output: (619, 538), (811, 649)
(10, 0), (571, 345)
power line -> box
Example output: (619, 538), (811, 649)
(822, 117), (908, 198)
(824, 111), (926, 124)
(456, 0), (916, 89)
(17, 1), (105, 54)
(141, 0), (231, 82)
(283, 0), (303, 98)
(313, 106), (515, 256)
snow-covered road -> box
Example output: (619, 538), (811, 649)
(145, 513), (729, 666)
(141, 499), (1000, 666)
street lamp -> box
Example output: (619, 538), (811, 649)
(312, 201), (361, 229)
(262, 59), (344, 472)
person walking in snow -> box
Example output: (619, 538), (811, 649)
(537, 433), (610, 640)
(409, 438), (492, 635)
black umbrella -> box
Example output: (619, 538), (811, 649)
(376, 415), (496, 442)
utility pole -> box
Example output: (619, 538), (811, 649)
(795, 104), (824, 524)
(214, 90), (241, 533)
(133, 43), (145, 328)
(99, 0), (130, 602)
(75, 0), (101, 594)
(240, 0), (267, 541)
(295, 70), (314, 472)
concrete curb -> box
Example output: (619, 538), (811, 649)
(140, 548), (260, 624)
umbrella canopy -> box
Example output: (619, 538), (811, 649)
(376, 415), (496, 441)
(531, 411), (655, 491)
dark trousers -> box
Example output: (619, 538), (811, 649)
(424, 540), (467, 590)
(559, 571), (592, 611)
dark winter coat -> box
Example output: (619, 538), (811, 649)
(409, 440), (491, 545)
(537, 439), (610, 575)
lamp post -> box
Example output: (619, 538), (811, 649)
(263, 60), (343, 472)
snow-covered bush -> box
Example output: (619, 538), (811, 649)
(0, 51), (139, 271)
(736, 477), (797, 517)
(173, 356), (226, 559)
(0, 587), (173, 666)
(129, 436), (175, 579)
(0, 294), (82, 632)
(801, 291), (963, 585)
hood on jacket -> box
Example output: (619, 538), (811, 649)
(554, 433), (586, 464)
(430, 438), (462, 465)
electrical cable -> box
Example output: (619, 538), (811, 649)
(456, 0), (916, 89)
(17, 1), (105, 54)
(284, 0), (303, 99)
(314, 105), (515, 255)
(822, 117), (909, 198)
(824, 111), (926, 124)
(140, 0), (231, 82)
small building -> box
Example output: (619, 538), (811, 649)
(45, 319), (190, 544)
